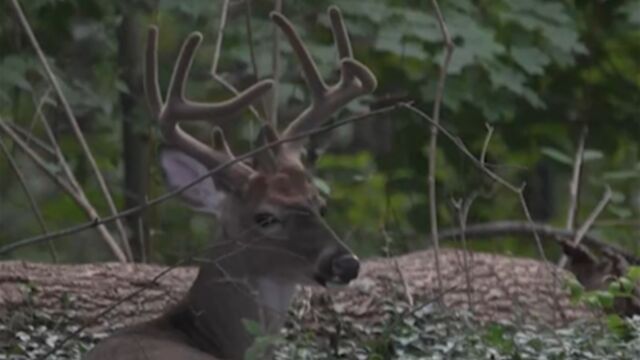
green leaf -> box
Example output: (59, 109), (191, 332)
(541, 147), (573, 166)
(596, 291), (614, 309)
(511, 47), (550, 75)
(582, 149), (604, 162)
(242, 319), (263, 337)
(627, 266), (640, 282)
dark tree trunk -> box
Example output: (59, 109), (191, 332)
(117, 9), (150, 262)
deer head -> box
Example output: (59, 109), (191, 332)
(141, 6), (376, 358)
(147, 6), (375, 290)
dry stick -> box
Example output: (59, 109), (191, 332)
(0, 120), (128, 262)
(210, 0), (230, 76)
(436, 220), (638, 263)
(9, 0), (130, 261)
(209, 0), (262, 134)
(23, 87), (52, 151)
(245, 0), (269, 120)
(381, 226), (414, 306)
(0, 104), (400, 255)
(0, 137), (58, 262)
(35, 109), (130, 261)
(480, 123), (494, 165)
(402, 104), (520, 192)
(559, 125), (588, 268)
(7, 122), (56, 158)
(403, 103), (559, 308)
(565, 125), (588, 231)
(427, 0), (454, 295)
(269, 0), (283, 127)
(451, 195), (476, 312)
(211, 74), (263, 122)
(516, 189), (561, 325)
(558, 185), (613, 269)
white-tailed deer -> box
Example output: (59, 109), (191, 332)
(85, 6), (376, 360)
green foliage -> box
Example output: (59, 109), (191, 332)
(0, 0), (638, 263)
(276, 303), (640, 359)
(567, 266), (640, 339)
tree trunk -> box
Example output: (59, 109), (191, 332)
(117, 9), (150, 261)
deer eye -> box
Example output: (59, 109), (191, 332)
(254, 212), (280, 228)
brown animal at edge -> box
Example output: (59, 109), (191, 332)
(85, 6), (377, 360)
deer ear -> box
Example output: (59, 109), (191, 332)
(159, 149), (226, 216)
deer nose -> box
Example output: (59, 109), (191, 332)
(332, 255), (360, 283)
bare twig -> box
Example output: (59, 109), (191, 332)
(480, 123), (494, 165)
(451, 195), (476, 312)
(566, 125), (588, 231)
(211, 73), (263, 122)
(381, 226), (414, 306)
(269, 0), (283, 126)
(427, 0), (455, 294)
(402, 103), (520, 192)
(24, 87), (52, 151)
(208, 0), (262, 129)
(210, 0), (230, 75)
(0, 104), (401, 254)
(436, 220), (638, 264)
(558, 185), (613, 268)
(7, 122), (56, 158)
(0, 137), (58, 262)
(0, 120), (127, 262)
(245, 0), (269, 119)
(9, 0), (130, 261)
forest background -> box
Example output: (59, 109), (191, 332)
(0, 0), (638, 275)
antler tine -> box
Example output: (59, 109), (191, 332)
(145, 26), (274, 186)
(270, 13), (327, 100)
(272, 7), (377, 158)
(210, 127), (233, 157)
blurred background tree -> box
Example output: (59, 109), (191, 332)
(0, 0), (638, 264)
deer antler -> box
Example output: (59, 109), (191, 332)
(271, 6), (377, 162)
(145, 26), (274, 187)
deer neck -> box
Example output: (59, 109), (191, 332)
(174, 240), (296, 359)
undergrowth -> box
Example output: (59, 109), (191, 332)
(2, 306), (639, 359)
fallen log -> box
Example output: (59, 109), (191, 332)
(0, 249), (594, 335)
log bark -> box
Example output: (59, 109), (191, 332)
(0, 249), (595, 335)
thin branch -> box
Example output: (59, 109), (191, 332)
(208, 0), (262, 134)
(245, 0), (261, 87)
(565, 125), (588, 231)
(35, 108), (132, 259)
(402, 103), (520, 193)
(451, 195), (476, 312)
(7, 122), (56, 158)
(245, 0), (269, 120)
(210, 0), (230, 75)
(427, 0), (455, 295)
(9, 0), (130, 261)
(211, 74), (263, 122)
(24, 87), (52, 151)
(0, 137), (58, 262)
(436, 220), (638, 264)
(558, 185), (613, 268)
(480, 123), (494, 165)
(0, 104), (401, 254)
(269, 0), (283, 126)
(381, 226), (413, 306)
(0, 120), (128, 262)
